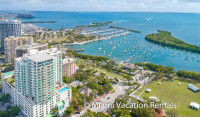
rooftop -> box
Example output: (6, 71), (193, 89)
(26, 53), (55, 62)
(0, 18), (21, 23)
(44, 113), (54, 117)
(122, 63), (135, 69)
(56, 100), (65, 107)
(69, 81), (83, 87)
(57, 87), (69, 94)
(15, 48), (62, 63)
(3, 71), (14, 76)
(63, 58), (76, 64)
(188, 84), (199, 90)
(16, 43), (48, 49)
(5, 78), (15, 87)
(78, 86), (92, 93)
(4, 36), (33, 41)
(190, 102), (200, 109)
(26, 97), (36, 105)
(38, 48), (62, 54)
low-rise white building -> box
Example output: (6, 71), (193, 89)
(149, 96), (159, 102)
(146, 88), (151, 93)
(188, 84), (199, 92)
(189, 102), (200, 110)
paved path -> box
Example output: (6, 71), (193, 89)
(130, 75), (155, 96)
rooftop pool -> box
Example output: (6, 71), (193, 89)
(57, 87), (69, 93)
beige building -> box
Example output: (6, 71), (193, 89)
(16, 43), (48, 58)
(4, 36), (33, 62)
(62, 58), (76, 77)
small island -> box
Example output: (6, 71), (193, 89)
(76, 21), (113, 27)
(22, 21), (57, 23)
(145, 30), (200, 54)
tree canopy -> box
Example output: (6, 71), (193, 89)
(177, 70), (200, 80)
(145, 30), (200, 54)
(10, 106), (20, 116)
(64, 106), (74, 116)
(136, 63), (174, 74)
(81, 109), (110, 117)
(0, 93), (11, 104)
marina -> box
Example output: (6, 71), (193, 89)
(20, 12), (200, 72)
(67, 24), (200, 72)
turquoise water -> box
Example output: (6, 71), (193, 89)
(21, 12), (200, 72)
(57, 87), (69, 93)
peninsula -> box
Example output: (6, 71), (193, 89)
(22, 21), (57, 23)
(110, 26), (141, 33)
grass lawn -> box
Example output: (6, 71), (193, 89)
(76, 58), (85, 66)
(139, 80), (200, 117)
(135, 86), (145, 95)
(76, 59), (125, 81)
(76, 59), (93, 70)
(96, 68), (124, 80)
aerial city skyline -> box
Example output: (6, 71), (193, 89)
(0, 1), (200, 117)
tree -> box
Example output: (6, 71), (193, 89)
(104, 83), (113, 92)
(72, 87), (78, 94)
(114, 77), (119, 82)
(52, 108), (58, 114)
(3, 65), (14, 73)
(0, 93), (11, 104)
(123, 75), (132, 83)
(9, 106), (19, 116)
(63, 76), (73, 84)
(100, 73), (106, 77)
(0, 110), (9, 117)
(64, 106), (74, 116)
(86, 95), (93, 102)
(79, 65), (85, 70)
(81, 109), (109, 117)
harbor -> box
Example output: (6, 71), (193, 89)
(20, 12), (200, 72)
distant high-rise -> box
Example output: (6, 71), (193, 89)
(16, 43), (48, 58)
(4, 36), (33, 62)
(0, 19), (21, 53)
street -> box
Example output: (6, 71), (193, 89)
(71, 84), (128, 117)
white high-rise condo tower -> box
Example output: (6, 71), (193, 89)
(2, 48), (71, 117)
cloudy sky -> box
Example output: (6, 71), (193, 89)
(1, 0), (200, 12)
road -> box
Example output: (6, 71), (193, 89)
(71, 84), (128, 117)
(90, 84), (127, 112)
(71, 70), (154, 116)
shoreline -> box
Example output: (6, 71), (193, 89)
(65, 31), (131, 46)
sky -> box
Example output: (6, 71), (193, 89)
(1, 0), (200, 13)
